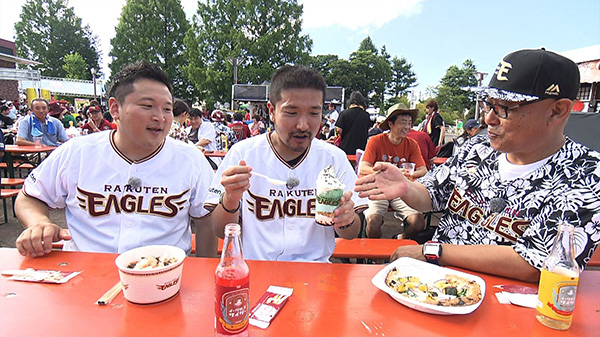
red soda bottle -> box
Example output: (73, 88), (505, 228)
(215, 223), (249, 337)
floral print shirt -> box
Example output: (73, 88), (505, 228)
(168, 120), (188, 143)
(419, 136), (600, 271)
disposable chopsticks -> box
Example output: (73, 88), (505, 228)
(96, 281), (123, 305)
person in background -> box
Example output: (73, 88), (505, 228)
(355, 48), (600, 282)
(229, 112), (250, 141)
(187, 108), (217, 152)
(14, 60), (216, 258)
(62, 107), (77, 129)
(359, 103), (427, 240)
(210, 109), (238, 151)
(205, 64), (367, 262)
(168, 99), (189, 143)
(324, 100), (339, 129)
(335, 91), (372, 155)
(249, 114), (265, 136)
(16, 98), (69, 146)
(452, 118), (487, 156)
(368, 115), (386, 138)
(424, 99), (446, 148)
(1, 105), (15, 127)
(407, 126), (437, 170)
(82, 105), (117, 134)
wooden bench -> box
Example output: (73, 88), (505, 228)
(1, 188), (20, 224)
(190, 235), (417, 260)
(1, 178), (26, 187)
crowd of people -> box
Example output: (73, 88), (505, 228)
(7, 48), (600, 284)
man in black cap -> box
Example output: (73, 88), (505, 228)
(355, 48), (600, 282)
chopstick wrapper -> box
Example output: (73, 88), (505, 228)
(249, 286), (293, 329)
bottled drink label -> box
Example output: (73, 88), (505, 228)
(215, 282), (250, 335)
(537, 268), (578, 321)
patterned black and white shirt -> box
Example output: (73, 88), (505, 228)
(419, 136), (600, 271)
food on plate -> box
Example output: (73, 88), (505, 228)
(315, 165), (345, 226)
(385, 267), (482, 306)
(127, 254), (179, 270)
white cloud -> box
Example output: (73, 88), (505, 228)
(300, 0), (424, 32)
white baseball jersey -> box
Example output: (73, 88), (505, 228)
(205, 133), (368, 262)
(23, 130), (215, 254)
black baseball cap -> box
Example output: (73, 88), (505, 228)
(476, 48), (580, 102)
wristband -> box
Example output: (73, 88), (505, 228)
(219, 193), (240, 214)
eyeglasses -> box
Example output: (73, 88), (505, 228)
(483, 98), (544, 119)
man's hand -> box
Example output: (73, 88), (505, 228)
(16, 223), (71, 257)
(355, 162), (409, 200)
(332, 191), (355, 228)
(391, 245), (424, 262)
(220, 160), (252, 209)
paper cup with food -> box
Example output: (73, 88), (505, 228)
(115, 245), (186, 304)
(315, 165), (345, 226)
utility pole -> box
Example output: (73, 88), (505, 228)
(90, 68), (97, 100)
(474, 71), (488, 121)
(228, 57), (245, 84)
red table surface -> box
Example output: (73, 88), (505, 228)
(0, 248), (597, 337)
(4, 145), (57, 154)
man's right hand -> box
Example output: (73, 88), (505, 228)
(220, 160), (252, 209)
(354, 162), (409, 200)
(15, 223), (71, 257)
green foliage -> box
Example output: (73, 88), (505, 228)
(62, 52), (88, 79)
(435, 59), (478, 122)
(14, 0), (100, 78)
(109, 0), (191, 98)
(389, 57), (417, 97)
(184, 0), (312, 105)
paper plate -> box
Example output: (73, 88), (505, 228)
(371, 257), (486, 315)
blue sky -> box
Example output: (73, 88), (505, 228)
(2, 0), (599, 96)
(303, 0), (600, 94)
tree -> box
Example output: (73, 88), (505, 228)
(109, 0), (191, 98)
(389, 56), (417, 97)
(306, 54), (340, 86)
(436, 59), (478, 123)
(345, 37), (391, 109)
(62, 52), (88, 79)
(184, 0), (312, 106)
(14, 0), (100, 78)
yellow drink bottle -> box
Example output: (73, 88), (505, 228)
(536, 223), (579, 330)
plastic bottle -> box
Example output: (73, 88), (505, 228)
(215, 223), (249, 337)
(536, 223), (580, 330)
(66, 121), (80, 138)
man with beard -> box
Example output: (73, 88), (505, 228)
(205, 65), (367, 262)
(355, 48), (600, 282)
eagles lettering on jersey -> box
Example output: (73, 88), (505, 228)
(247, 189), (317, 220)
(77, 186), (189, 217)
(447, 187), (530, 242)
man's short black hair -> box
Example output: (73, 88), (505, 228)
(108, 60), (173, 103)
(233, 112), (244, 121)
(0, 105), (8, 113)
(269, 65), (326, 105)
(189, 108), (203, 118)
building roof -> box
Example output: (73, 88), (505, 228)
(0, 52), (42, 66)
(560, 45), (600, 64)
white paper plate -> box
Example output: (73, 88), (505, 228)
(371, 257), (486, 315)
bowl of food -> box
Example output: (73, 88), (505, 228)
(115, 245), (186, 304)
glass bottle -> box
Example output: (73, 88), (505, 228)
(215, 224), (249, 337)
(536, 223), (580, 330)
